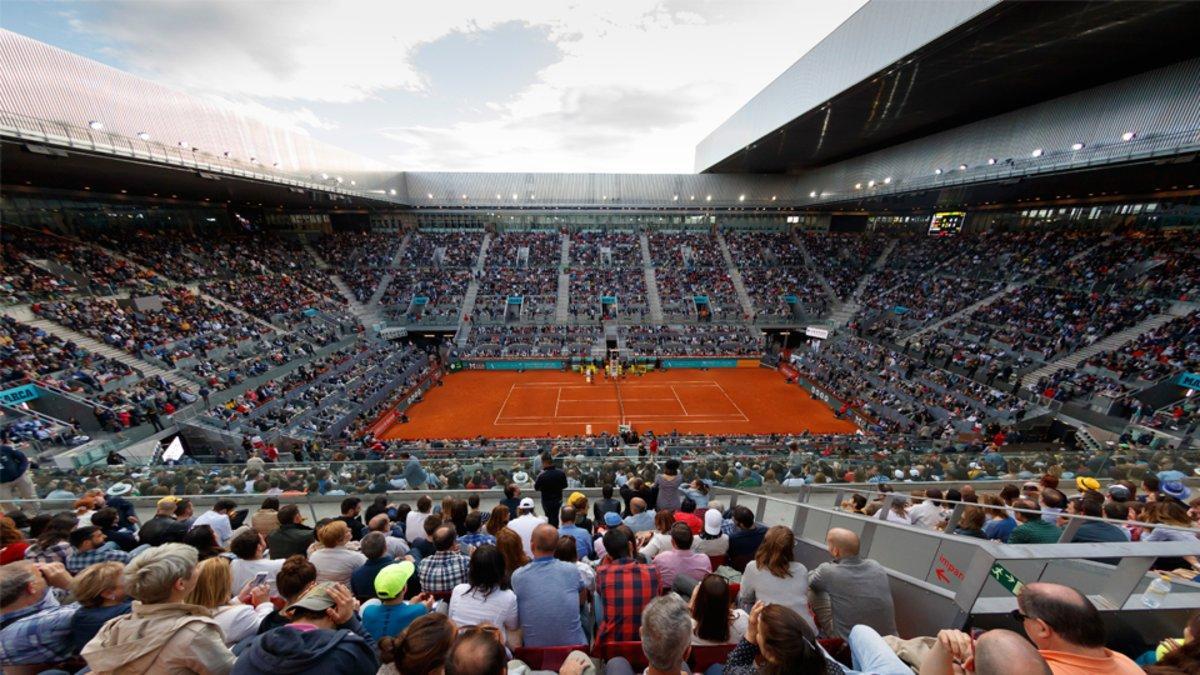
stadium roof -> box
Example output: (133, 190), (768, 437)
(696, 0), (1200, 174)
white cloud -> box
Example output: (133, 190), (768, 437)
(60, 0), (869, 172)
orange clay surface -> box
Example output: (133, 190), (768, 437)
(380, 368), (858, 440)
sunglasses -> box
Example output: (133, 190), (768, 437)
(461, 623), (504, 643)
(1009, 609), (1033, 623)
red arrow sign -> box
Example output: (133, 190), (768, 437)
(935, 568), (950, 584)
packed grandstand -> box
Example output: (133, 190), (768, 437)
(2, 1), (1200, 675)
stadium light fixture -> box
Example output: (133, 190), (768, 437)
(1031, 148), (1044, 157)
(496, 194), (502, 199)
(854, 183), (862, 190)
(1071, 142), (1085, 151)
(738, 194), (746, 202)
(672, 195), (678, 201)
(321, 173), (330, 180)
(389, 189), (397, 196)
(427, 193), (433, 198)
(350, 180), (356, 186)
(462, 194), (468, 199)
(137, 131), (151, 141)
(88, 120), (104, 130)
(689, 195), (695, 201)
(512, 193), (519, 200)
(335, 176), (343, 184)
(867, 180), (875, 187)
(987, 158), (996, 165)
(705, 195), (712, 201)
(1122, 131), (1136, 141)
(809, 191), (818, 198)
(958, 164), (967, 171)
(883, 176), (892, 184)
(934, 168), (943, 175)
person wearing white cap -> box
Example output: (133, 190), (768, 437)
(507, 497), (546, 557)
(693, 510), (730, 557)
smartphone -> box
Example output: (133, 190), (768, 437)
(252, 572), (270, 587)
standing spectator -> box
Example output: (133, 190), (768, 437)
(654, 522), (712, 592)
(0, 443), (35, 511)
(361, 561), (435, 640)
(401, 452), (429, 490)
(233, 582), (378, 674)
(0, 561), (78, 669)
(350, 532), (395, 602)
(68, 561), (133, 654)
(595, 526), (661, 644)
(229, 530), (285, 598)
(511, 524), (586, 647)
(267, 504), (314, 560)
(192, 498), (238, 547)
(82, 544), (236, 673)
(807, 528), (897, 640)
(535, 453), (568, 527)
(309, 521), (367, 584)
(737, 526), (814, 630)
(448, 545), (521, 647)
(508, 497), (546, 557)
(65, 526), (130, 574)
(337, 497), (367, 541)
(655, 459), (685, 512)
(417, 525), (470, 595)
(139, 496), (189, 546)
(558, 506), (593, 561)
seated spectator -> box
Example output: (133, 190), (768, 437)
(603, 594), (692, 675)
(449, 545), (521, 647)
(496, 527), (530, 582)
(1, 515), (30, 564)
(23, 512), (75, 564)
(406, 495), (433, 544)
(251, 497), (281, 538)
(90, 507), (138, 552)
(952, 506), (989, 539)
(362, 561), (435, 640)
(0, 561), (77, 669)
(411, 514), (443, 559)
(594, 483), (622, 523)
(183, 524), (226, 560)
(229, 530), (285, 598)
(510, 523), (586, 647)
(555, 534), (596, 593)
(65, 525), (131, 574)
(1010, 499), (1062, 544)
(508, 497), (546, 557)
(1015, 582), (1143, 674)
(1041, 488), (1068, 524)
(919, 627), (1051, 675)
(417, 525), (470, 595)
(721, 601), (847, 674)
(808, 528), (897, 640)
(674, 497), (703, 535)
(192, 498), (238, 547)
(350, 531), (395, 602)
(623, 497), (656, 533)
(727, 506), (767, 571)
(378, 613), (456, 675)
(694, 510), (730, 557)
(258, 555), (317, 635)
(444, 625), (509, 675)
(1140, 500), (1200, 571)
(368, 513), (411, 560)
(267, 504), (314, 560)
(982, 495), (1017, 543)
(1068, 496), (1128, 544)
(558, 506), (593, 561)
(596, 525), (660, 644)
(337, 497), (367, 542)
(67, 560), (132, 655)
(233, 582), (378, 674)
(82, 543), (236, 673)
(689, 573), (748, 645)
(186, 556), (273, 646)
(309, 520), (367, 584)
(654, 522), (712, 592)
(909, 489), (948, 530)
(459, 511), (496, 550)
(737, 526), (813, 630)
(139, 496), (189, 547)
(638, 509), (678, 560)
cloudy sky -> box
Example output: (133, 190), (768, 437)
(4, 0), (867, 172)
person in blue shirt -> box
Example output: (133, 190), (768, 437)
(558, 506), (593, 561)
(349, 533), (395, 602)
(982, 495), (1017, 543)
(360, 562), (435, 641)
(511, 524), (586, 647)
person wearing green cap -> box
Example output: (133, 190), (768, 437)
(361, 561), (436, 642)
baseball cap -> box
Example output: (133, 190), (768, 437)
(568, 492), (587, 508)
(518, 497), (535, 510)
(1075, 477), (1100, 492)
(1107, 484), (1131, 500)
(285, 581), (340, 614)
(374, 561), (415, 600)
(704, 510), (723, 536)
(157, 496), (182, 508)
(604, 512), (623, 527)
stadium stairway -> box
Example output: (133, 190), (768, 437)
(389, 232), (412, 269)
(640, 232), (665, 322)
(329, 275), (383, 328)
(368, 232), (409, 307)
(556, 272), (571, 322)
(793, 231), (840, 305)
(300, 238), (330, 270)
(9, 312), (196, 391)
(906, 282), (1025, 340)
(1020, 310), (1179, 388)
(559, 233), (570, 268)
(716, 232), (756, 319)
(871, 238), (898, 271)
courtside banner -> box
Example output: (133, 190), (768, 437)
(481, 360), (563, 370)
(0, 383), (40, 405)
(660, 358), (738, 369)
(1179, 372), (1200, 390)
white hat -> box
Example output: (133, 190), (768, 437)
(518, 497), (535, 510)
(893, 469), (904, 479)
(512, 471), (530, 484)
(106, 483), (132, 497)
(704, 510), (723, 536)
(909, 468), (920, 477)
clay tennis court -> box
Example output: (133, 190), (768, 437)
(380, 368), (858, 439)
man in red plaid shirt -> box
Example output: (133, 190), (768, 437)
(595, 526), (660, 644)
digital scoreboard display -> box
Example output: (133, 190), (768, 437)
(929, 211), (965, 236)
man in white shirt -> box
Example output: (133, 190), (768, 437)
(191, 498), (238, 546)
(507, 497), (546, 557)
(406, 495), (433, 544)
(907, 489), (947, 530)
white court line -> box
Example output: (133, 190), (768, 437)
(497, 414), (746, 421)
(494, 416), (748, 425)
(669, 385), (690, 416)
(554, 387), (562, 417)
(711, 382), (751, 422)
(510, 381), (722, 388)
(493, 384), (517, 425)
(557, 397), (679, 403)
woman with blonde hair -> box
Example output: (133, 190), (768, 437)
(737, 526), (814, 630)
(309, 519), (367, 583)
(185, 556), (273, 646)
(69, 560), (132, 653)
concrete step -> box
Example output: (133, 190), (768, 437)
(1021, 312), (1178, 386)
(18, 316), (195, 391)
(390, 232), (412, 269)
(645, 267), (664, 324)
(639, 232), (654, 268)
(793, 231), (839, 305)
(474, 233), (492, 272)
(459, 279), (481, 322)
(368, 272), (394, 307)
(556, 273), (571, 322)
(907, 282), (1024, 340)
(301, 238), (330, 270)
(717, 232), (755, 319)
(872, 239), (898, 271)
(560, 233), (571, 268)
